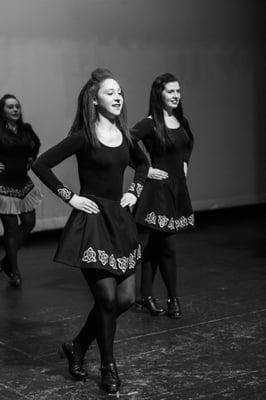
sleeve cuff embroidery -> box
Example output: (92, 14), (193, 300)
(57, 186), (74, 202)
(128, 182), (144, 198)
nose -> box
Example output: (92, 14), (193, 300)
(114, 93), (122, 102)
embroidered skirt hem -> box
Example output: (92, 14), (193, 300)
(54, 195), (141, 277)
(0, 186), (43, 214)
(133, 177), (195, 233)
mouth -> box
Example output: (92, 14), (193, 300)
(112, 104), (121, 109)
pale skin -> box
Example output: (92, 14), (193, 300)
(69, 78), (137, 214)
(148, 80), (188, 180)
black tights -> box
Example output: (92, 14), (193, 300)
(0, 211), (36, 273)
(74, 269), (135, 365)
(138, 225), (177, 299)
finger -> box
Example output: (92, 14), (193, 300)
(85, 202), (99, 212)
(83, 208), (99, 214)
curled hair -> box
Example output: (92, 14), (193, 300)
(69, 68), (131, 146)
(148, 73), (191, 150)
(0, 94), (24, 131)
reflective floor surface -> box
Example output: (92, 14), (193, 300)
(0, 205), (265, 399)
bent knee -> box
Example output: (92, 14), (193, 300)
(118, 293), (135, 312)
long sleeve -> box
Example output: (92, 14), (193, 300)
(130, 118), (154, 142)
(127, 139), (149, 198)
(182, 117), (194, 163)
(32, 131), (86, 203)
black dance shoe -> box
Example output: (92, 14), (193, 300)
(136, 296), (166, 316)
(59, 341), (88, 381)
(167, 298), (182, 319)
(100, 362), (120, 393)
(1, 263), (22, 288)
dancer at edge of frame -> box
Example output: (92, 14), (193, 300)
(0, 94), (42, 287)
(32, 68), (149, 394)
(131, 73), (194, 318)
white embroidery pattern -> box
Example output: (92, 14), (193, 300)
(129, 253), (136, 269)
(98, 250), (109, 265)
(109, 254), (118, 270)
(57, 186), (72, 201)
(117, 257), (128, 273)
(128, 182), (135, 192)
(136, 183), (143, 197)
(158, 215), (169, 228)
(145, 212), (156, 225)
(167, 218), (175, 230)
(82, 247), (97, 263)
(128, 182), (144, 198)
(0, 181), (34, 199)
(145, 212), (194, 231)
(82, 245), (141, 273)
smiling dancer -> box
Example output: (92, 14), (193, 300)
(131, 73), (194, 318)
(32, 68), (148, 394)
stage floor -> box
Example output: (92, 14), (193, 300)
(0, 205), (266, 399)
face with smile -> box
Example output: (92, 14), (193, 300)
(161, 81), (181, 111)
(94, 78), (123, 118)
(4, 97), (21, 123)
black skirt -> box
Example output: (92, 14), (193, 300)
(133, 176), (194, 233)
(54, 195), (141, 276)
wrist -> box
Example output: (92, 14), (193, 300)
(57, 185), (74, 203)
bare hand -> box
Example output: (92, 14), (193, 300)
(183, 162), (188, 177)
(120, 192), (137, 208)
(69, 194), (100, 214)
(0, 162), (5, 173)
(148, 167), (168, 180)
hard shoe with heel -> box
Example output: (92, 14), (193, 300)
(167, 297), (182, 319)
(100, 362), (120, 394)
(0, 260), (22, 288)
(58, 341), (88, 381)
(136, 296), (166, 316)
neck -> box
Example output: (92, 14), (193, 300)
(96, 113), (117, 132)
(163, 107), (174, 118)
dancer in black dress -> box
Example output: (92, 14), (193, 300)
(0, 94), (42, 287)
(32, 69), (148, 394)
(132, 73), (194, 318)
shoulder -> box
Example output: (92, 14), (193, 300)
(23, 123), (38, 138)
(64, 129), (89, 151)
(131, 117), (155, 136)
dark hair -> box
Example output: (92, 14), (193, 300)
(0, 94), (24, 130)
(148, 73), (189, 150)
(68, 68), (131, 147)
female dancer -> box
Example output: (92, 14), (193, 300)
(0, 94), (42, 287)
(32, 68), (148, 394)
(132, 73), (194, 318)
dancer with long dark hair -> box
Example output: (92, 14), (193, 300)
(0, 94), (42, 287)
(132, 73), (194, 318)
(32, 68), (148, 394)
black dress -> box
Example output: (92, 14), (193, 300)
(0, 123), (42, 214)
(131, 118), (194, 233)
(32, 130), (148, 276)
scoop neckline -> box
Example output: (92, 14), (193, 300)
(166, 125), (181, 131)
(98, 135), (124, 148)
(146, 117), (181, 131)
